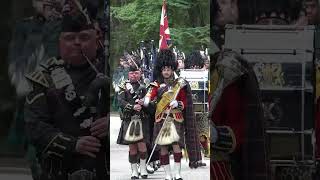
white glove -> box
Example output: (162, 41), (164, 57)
(143, 97), (150, 107)
(114, 86), (120, 92)
(169, 100), (178, 108)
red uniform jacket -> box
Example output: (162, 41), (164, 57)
(148, 82), (187, 118)
(211, 82), (246, 180)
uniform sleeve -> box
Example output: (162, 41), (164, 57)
(143, 85), (158, 113)
(143, 84), (158, 106)
(24, 87), (77, 159)
(211, 82), (245, 154)
(117, 89), (134, 113)
(176, 88), (187, 110)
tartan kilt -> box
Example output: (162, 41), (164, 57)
(211, 161), (233, 180)
(117, 117), (151, 145)
(153, 119), (185, 147)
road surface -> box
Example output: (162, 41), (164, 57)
(110, 113), (210, 180)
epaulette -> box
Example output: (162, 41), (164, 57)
(118, 80), (131, 90)
(40, 57), (64, 70)
(176, 77), (188, 86)
(25, 56), (65, 88)
(25, 69), (50, 88)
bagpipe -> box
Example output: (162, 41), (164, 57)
(124, 82), (146, 142)
(139, 40), (157, 84)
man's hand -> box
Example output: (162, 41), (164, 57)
(137, 99), (144, 106)
(75, 136), (101, 158)
(90, 116), (108, 138)
(133, 104), (142, 112)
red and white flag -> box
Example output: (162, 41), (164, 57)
(159, 0), (171, 49)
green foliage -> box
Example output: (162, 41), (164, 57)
(171, 25), (210, 53)
(110, 0), (210, 72)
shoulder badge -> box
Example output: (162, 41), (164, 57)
(25, 69), (50, 88)
(118, 80), (130, 90)
(118, 81), (126, 90)
(40, 57), (64, 70)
